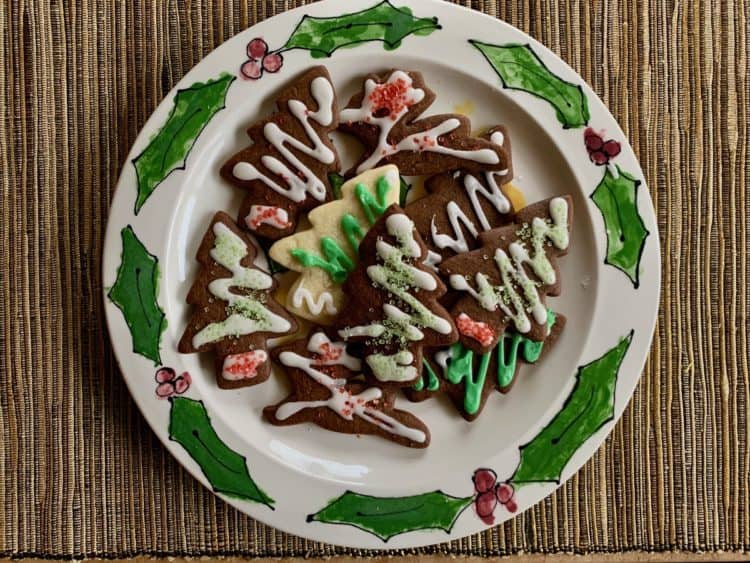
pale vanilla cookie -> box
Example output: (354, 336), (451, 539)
(268, 165), (400, 324)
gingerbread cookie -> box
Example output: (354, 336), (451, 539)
(220, 66), (340, 239)
(408, 312), (566, 421)
(335, 205), (458, 386)
(339, 70), (509, 176)
(405, 125), (515, 268)
(264, 330), (430, 448)
(439, 196), (573, 353)
(268, 165), (400, 324)
(178, 212), (297, 388)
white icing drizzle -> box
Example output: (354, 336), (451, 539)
(448, 197), (569, 334)
(231, 76), (335, 203)
(338, 213), (452, 383)
(424, 249), (443, 270)
(291, 284), (337, 316)
(275, 333), (426, 443)
(221, 350), (267, 381)
(430, 169), (511, 255)
(341, 71), (500, 174)
(192, 222), (291, 348)
(490, 130), (504, 146)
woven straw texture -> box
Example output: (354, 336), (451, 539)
(1, 0), (748, 558)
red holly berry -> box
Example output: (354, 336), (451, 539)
(241, 60), (262, 80)
(504, 498), (518, 513)
(472, 468), (497, 493)
(174, 372), (191, 393)
(602, 139), (621, 157)
(475, 490), (497, 521)
(155, 367), (175, 384)
(584, 128), (603, 151)
(247, 38), (268, 60)
(495, 482), (514, 504)
(262, 53), (283, 73)
(590, 150), (608, 165)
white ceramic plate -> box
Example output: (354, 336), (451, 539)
(103, 0), (659, 549)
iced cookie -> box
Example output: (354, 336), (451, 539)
(340, 69), (509, 176)
(221, 66), (340, 239)
(268, 165), (400, 324)
(178, 212), (297, 388)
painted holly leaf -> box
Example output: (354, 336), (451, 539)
(590, 166), (649, 288)
(169, 397), (274, 507)
(132, 73), (235, 213)
(107, 226), (166, 364)
(308, 490), (472, 541)
(470, 41), (589, 129)
(282, 0), (440, 59)
(510, 331), (632, 485)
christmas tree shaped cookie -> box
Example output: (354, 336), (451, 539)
(220, 66), (340, 240)
(179, 212), (297, 389)
(407, 312), (567, 421)
(405, 125), (516, 268)
(335, 205), (457, 387)
(340, 69), (510, 176)
(268, 165), (400, 324)
(440, 196), (573, 354)
(264, 330), (430, 448)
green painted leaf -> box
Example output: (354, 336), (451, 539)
(107, 226), (166, 364)
(281, 0), (440, 59)
(590, 166), (649, 288)
(169, 397), (274, 507)
(308, 490), (472, 541)
(511, 331), (633, 485)
(132, 73), (235, 213)
(470, 41), (589, 129)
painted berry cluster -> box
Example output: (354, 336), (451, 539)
(472, 468), (517, 524)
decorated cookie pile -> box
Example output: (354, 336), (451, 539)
(179, 66), (573, 447)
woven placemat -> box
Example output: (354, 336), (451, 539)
(1, 0), (748, 558)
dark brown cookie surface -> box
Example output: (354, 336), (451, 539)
(220, 66), (340, 239)
(178, 211), (297, 388)
(264, 330), (430, 448)
(340, 70), (509, 176)
(440, 196), (573, 352)
(335, 205), (458, 387)
(405, 125), (516, 268)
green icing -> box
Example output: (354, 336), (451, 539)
(413, 358), (440, 392)
(497, 310), (557, 388)
(432, 311), (557, 413)
(442, 343), (490, 416)
(341, 213), (365, 252)
(289, 175), (393, 284)
(290, 236), (354, 283)
(355, 176), (390, 225)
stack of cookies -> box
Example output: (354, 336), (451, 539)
(179, 66), (573, 448)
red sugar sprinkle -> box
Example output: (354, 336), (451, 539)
(368, 78), (413, 120)
(456, 313), (496, 347)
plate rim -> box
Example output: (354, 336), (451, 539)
(102, 0), (660, 549)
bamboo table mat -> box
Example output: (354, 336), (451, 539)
(1, 0), (748, 558)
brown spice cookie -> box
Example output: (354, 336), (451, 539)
(335, 205), (458, 387)
(339, 69), (509, 176)
(405, 125), (516, 268)
(178, 212), (297, 389)
(439, 196), (573, 352)
(406, 313), (566, 421)
(220, 66), (340, 240)
(264, 330), (430, 448)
